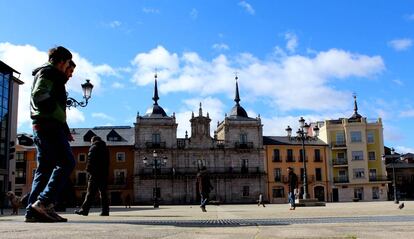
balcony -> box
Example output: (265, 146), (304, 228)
(234, 142), (253, 149)
(332, 158), (348, 166)
(177, 139), (186, 149)
(109, 176), (128, 189)
(136, 167), (264, 179)
(285, 157), (296, 162)
(334, 177), (349, 183)
(298, 156), (308, 162)
(113, 176), (126, 185)
(214, 140), (225, 149)
(74, 180), (87, 187)
(272, 156), (282, 162)
(369, 176), (390, 182)
(145, 141), (166, 149)
(314, 158), (323, 162)
(331, 141), (347, 149)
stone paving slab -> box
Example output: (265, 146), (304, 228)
(0, 201), (413, 238)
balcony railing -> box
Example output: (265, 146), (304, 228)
(137, 167), (263, 176)
(215, 140), (225, 149)
(314, 157), (323, 162)
(333, 177), (349, 183)
(286, 157), (295, 162)
(177, 139), (186, 149)
(113, 176), (126, 185)
(298, 156), (308, 162)
(369, 176), (390, 182)
(234, 142), (254, 149)
(272, 156), (282, 162)
(331, 141), (347, 148)
(75, 180), (87, 186)
(332, 158), (348, 165)
(145, 141), (166, 149)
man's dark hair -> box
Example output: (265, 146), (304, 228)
(91, 136), (102, 143)
(48, 46), (72, 65)
(287, 167), (293, 171)
(68, 60), (76, 68)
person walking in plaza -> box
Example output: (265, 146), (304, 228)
(75, 136), (110, 216)
(124, 194), (131, 208)
(287, 167), (298, 210)
(258, 193), (266, 207)
(55, 59), (77, 213)
(196, 166), (213, 212)
(25, 46), (75, 223)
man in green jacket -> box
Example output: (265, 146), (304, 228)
(25, 46), (76, 223)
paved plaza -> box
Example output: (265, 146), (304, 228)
(1, 201), (414, 238)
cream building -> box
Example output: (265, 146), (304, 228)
(134, 75), (266, 205)
(316, 96), (388, 202)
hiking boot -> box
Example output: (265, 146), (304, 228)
(25, 209), (57, 223)
(99, 212), (109, 216)
(46, 204), (68, 222)
(74, 209), (88, 216)
(31, 200), (58, 222)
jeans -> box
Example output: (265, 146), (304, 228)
(26, 128), (75, 215)
(288, 191), (296, 207)
(80, 174), (109, 213)
(200, 193), (208, 207)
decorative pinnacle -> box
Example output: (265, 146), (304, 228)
(234, 76), (240, 106)
(152, 73), (159, 105)
(353, 93), (358, 114)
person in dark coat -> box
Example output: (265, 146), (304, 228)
(287, 167), (298, 210)
(75, 136), (110, 216)
(196, 166), (213, 212)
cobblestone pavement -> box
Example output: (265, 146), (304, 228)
(1, 201), (414, 238)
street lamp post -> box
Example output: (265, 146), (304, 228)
(143, 150), (167, 208)
(382, 148), (400, 204)
(66, 79), (94, 108)
(286, 117), (319, 200)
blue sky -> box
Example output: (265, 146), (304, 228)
(1, 0), (414, 152)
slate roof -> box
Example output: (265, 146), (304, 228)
(69, 126), (135, 147)
(263, 136), (328, 146)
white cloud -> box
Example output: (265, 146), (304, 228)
(285, 32), (298, 53)
(388, 38), (412, 51)
(261, 113), (344, 137)
(67, 107), (86, 125)
(190, 8), (198, 19)
(131, 45), (180, 86)
(109, 20), (121, 28)
(130, 46), (384, 113)
(112, 82), (125, 88)
(238, 1), (255, 15)
(212, 43), (229, 51)
(0, 42), (116, 131)
(405, 14), (414, 21)
(142, 7), (160, 14)
(174, 97), (226, 137)
(395, 146), (414, 154)
(92, 112), (115, 121)
(400, 109), (414, 118)
(393, 79), (404, 86)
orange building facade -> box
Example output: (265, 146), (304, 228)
(69, 126), (135, 206)
(16, 126), (135, 206)
(263, 136), (330, 203)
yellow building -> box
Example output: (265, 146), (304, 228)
(264, 136), (330, 203)
(317, 96), (389, 202)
